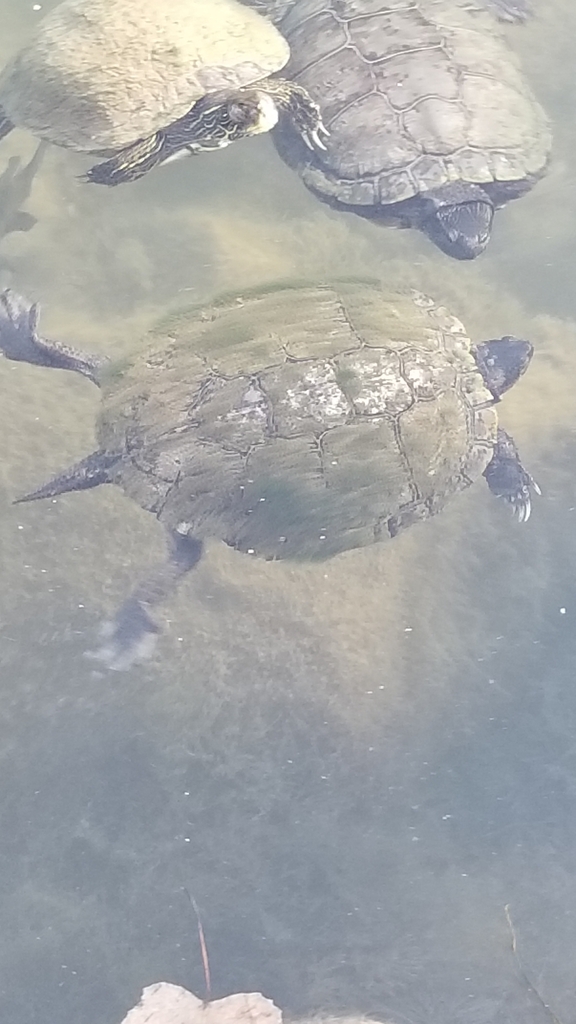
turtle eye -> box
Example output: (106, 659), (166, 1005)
(228, 102), (249, 124)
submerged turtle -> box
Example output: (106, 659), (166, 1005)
(256, 0), (550, 259)
(0, 0), (327, 187)
(0, 282), (537, 669)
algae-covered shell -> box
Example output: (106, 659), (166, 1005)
(0, 280), (534, 669)
(98, 281), (498, 561)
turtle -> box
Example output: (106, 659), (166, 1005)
(250, 0), (551, 259)
(0, 281), (538, 670)
(0, 0), (328, 188)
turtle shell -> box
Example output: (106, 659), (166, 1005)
(0, 0), (289, 152)
(98, 281), (498, 562)
(271, 0), (551, 210)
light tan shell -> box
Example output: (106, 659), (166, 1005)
(0, 0), (290, 151)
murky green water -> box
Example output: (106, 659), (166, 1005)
(0, 3), (575, 1023)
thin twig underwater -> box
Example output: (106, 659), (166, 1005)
(183, 888), (212, 1003)
(504, 904), (565, 1024)
(116, 888), (390, 1023)
(116, 891), (572, 1023)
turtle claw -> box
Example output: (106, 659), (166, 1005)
(513, 469), (541, 524)
(303, 124), (329, 152)
(497, 476), (539, 524)
(513, 471), (541, 523)
(512, 492), (531, 524)
(483, 428), (540, 524)
(264, 78), (328, 153)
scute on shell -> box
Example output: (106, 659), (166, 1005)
(97, 281), (499, 562)
(271, 0), (550, 206)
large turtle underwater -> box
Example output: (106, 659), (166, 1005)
(0, 0), (327, 187)
(0, 281), (537, 669)
(252, 0), (551, 259)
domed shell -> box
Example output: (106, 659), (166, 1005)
(98, 282), (498, 562)
(272, 0), (551, 208)
(0, 0), (290, 152)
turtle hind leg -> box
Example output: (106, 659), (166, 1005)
(84, 131), (166, 186)
(0, 111), (14, 141)
(483, 428), (540, 523)
(0, 289), (105, 383)
(262, 77), (329, 152)
(86, 530), (204, 671)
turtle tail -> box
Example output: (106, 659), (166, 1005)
(15, 451), (121, 503)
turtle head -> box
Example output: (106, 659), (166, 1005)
(474, 335), (534, 400)
(226, 90), (279, 137)
(159, 89), (280, 167)
(421, 183), (495, 260)
(230, 92), (280, 136)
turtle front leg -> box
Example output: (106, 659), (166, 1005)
(483, 428), (540, 523)
(0, 289), (105, 383)
(261, 77), (329, 151)
(86, 528), (203, 671)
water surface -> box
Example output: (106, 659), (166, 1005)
(0, 3), (575, 1023)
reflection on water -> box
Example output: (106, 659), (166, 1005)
(0, 2), (575, 1023)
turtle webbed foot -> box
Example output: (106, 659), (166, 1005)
(0, 289), (43, 363)
(266, 79), (329, 151)
(0, 288), (104, 381)
(85, 598), (161, 672)
(484, 427), (540, 523)
(86, 531), (203, 670)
